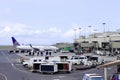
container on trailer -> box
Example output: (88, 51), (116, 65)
(31, 61), (47, 72)
(40, 63), (58, 74)
(56, 61), (72, 73)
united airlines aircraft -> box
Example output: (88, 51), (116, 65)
(11, 37), (59, 52)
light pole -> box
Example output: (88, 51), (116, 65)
(78, 27), (82, 42)
(74, 28), (77, 42)
(88, 25), (92, 43)
(102, 23), (106, 32)
(93, 29), (97, 38)
(93, 29), (98, 51)
(102, 23), (106, 41)
(102, 23), (106, 53)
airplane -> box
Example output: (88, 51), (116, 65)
(11, 37), (59, 53)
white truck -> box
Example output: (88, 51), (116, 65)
(67, 55), (88, 65)
(82, 73), (104, 80)
(84, 56), (104, 66)
(22, 56), (45, 68)
(22, 56), (61, 68)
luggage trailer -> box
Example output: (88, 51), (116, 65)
(31, 61), (72, 74)
(31, 61), (47, 72)
(55, 61), (72, 73)
(40, 63), (58, 74)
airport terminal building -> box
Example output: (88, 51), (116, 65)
(75, 31), (120, 53)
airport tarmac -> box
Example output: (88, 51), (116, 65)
(0, 50), (118, 80)
(17, 51), (117, 62)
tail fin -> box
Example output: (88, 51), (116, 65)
(11, 37), (20, 47)
(29, 44), (32, 48)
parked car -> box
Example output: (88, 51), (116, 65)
(82, 73), (104, 80)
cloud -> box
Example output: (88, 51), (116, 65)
(0, 22), (79, 44)
(5, 22), (92, 43)
(0, 22), (63, 38)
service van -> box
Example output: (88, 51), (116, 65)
(22, 56), (61, 68)
(67, 55), (88, 65)
(22, 57), (45, 68)
(82, 73), (104, 80)
(84, 56), (104, 66)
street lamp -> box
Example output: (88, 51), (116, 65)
(93, 29), (98, 51)
(73, 28), (77, 42)
(102, 23), (107, 54)
(88, 25), (92, 43)
(78, 27), (82, 42)
(102, 23), (106, 33)
(78, 28), (82, 37)
(93, 29), (97, 38)
(102, 23), (106, 41)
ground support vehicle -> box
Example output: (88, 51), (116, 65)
(82, 73), (104, 80)
(67, 55), (88, 65)
(40, 62), (58, 74)
(55, 61), (72, 73)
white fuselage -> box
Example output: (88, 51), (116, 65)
(16, 45), (58, 51)
(16, 46), (32, 50)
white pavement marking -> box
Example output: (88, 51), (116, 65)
(59, 76), (65, 78)
(0, 72), (8, 80)
(53, 75), (66, 80)
(53, 79), (60, 80)
(1, 51), (29, 73)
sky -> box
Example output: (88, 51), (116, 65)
(0, 0), (120, 45)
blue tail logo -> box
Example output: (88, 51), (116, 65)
(11, 37), (20, 47)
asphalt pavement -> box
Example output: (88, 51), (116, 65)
(0, 50), (118, 80)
